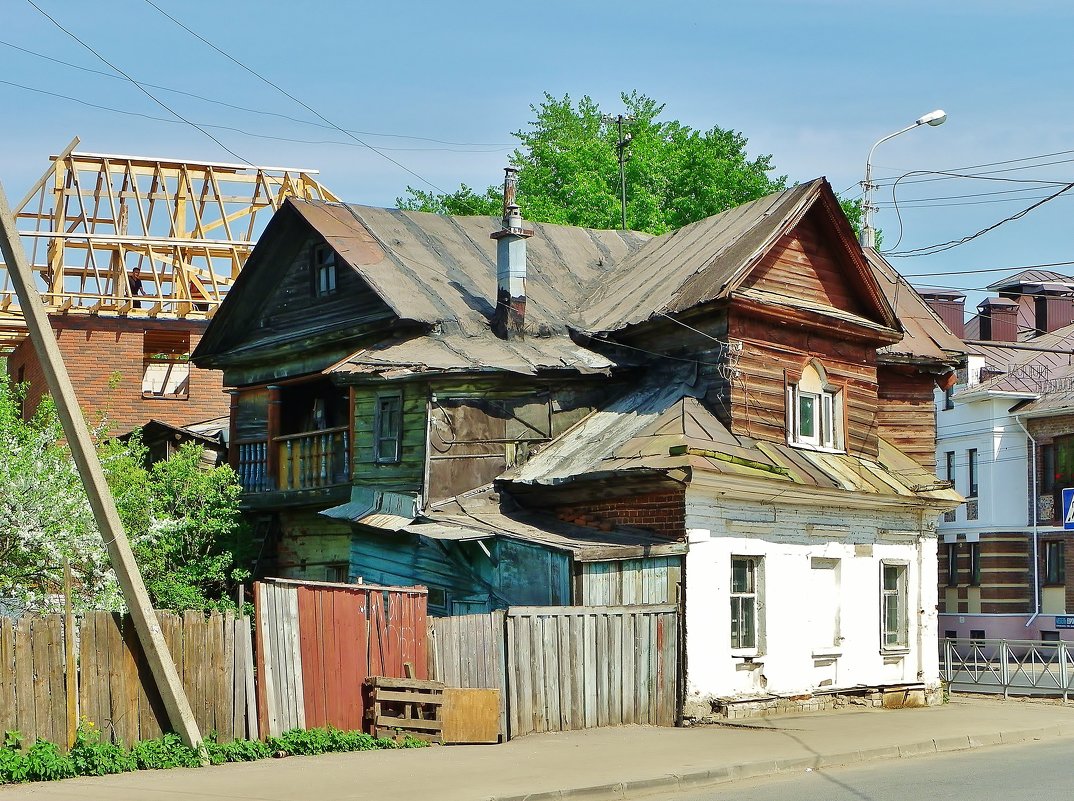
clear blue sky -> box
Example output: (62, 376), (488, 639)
(3, 0), (1073, 312)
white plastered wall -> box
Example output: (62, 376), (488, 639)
(684, 489), (938, 713)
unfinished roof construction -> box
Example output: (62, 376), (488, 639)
(0, 137), (336, 352)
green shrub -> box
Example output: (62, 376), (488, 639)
(129, 732), (202, 771)
(68, 724), (135, 776)
(0, 723), (427, 784)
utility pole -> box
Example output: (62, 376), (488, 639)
(602, 114), (635, 230)
(0, 178), (204, 751)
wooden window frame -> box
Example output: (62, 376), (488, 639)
(730, 556), (760, 652)
(312, 244), (338, 298)
(373, 392), (403, 464)
(880, 560), (909, 652)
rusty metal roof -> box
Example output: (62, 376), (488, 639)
(575, 182), (819, 333)
(287, 200), (647, 376)
(410, 491), (686, 561)
(866, 250), (965, 365)
(503, 381), (960, 506)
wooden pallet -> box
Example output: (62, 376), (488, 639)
(365, 676), (445, 744)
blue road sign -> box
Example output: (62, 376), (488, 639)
(1065, 488), (1074, 530)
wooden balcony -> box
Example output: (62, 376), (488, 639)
(276, 426), (350, 491)
(235, 426), (350, 495)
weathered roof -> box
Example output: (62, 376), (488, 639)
(292, 200), (645, 376)
(409, 492), (686, 562)
(987, 269), (1074, 292)
(574, 178), (898, 335)
(502, 381), (960, 507)
(865, 250), (965, 365)
(958, 324), (1074, 397)
(1011, 363), (1074, 417)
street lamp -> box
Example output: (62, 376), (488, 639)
(860, 109), (947, 249)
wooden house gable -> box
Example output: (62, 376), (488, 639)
(192, 202), (398, 382)
(733, 198), (897, 334)
(738, 209), (869, 318)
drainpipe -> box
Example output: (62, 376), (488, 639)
(1014, 413), (1040, 628)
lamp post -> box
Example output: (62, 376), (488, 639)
(860, 109), (947, 249)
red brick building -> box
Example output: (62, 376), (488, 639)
(7, 317), (227, 434)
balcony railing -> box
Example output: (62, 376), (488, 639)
(277, 426), (350, 491)
(236, 439), (270, 493)
(236, 427), (351, 494)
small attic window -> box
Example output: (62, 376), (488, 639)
(787, 361), (843, 452)
(312, 244), (337, 297)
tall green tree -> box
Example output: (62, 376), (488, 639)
(399, 92), (787, 235)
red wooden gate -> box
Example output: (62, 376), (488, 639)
(255, 579), (428, 736)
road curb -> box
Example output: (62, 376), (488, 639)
(489, 724), (1072, 801)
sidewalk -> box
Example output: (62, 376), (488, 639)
(4, 697), (1074, 801)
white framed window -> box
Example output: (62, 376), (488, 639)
(881, 561), (909, 651)
(730, 556), (760, 651)
(787, 362), (841, 451)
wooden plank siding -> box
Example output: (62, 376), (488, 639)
(579, 557), (682, 605)
(739, 213), (870, 316)
(351, 383), (426, 493)
(876, 367), (939, 471)
(724, 314), (881, 459)
(427, 611), (508, 739)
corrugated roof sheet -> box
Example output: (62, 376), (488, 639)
(960, 324), (1074, 396)
(410, 492), (686, 561)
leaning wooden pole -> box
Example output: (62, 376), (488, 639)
(0, 178), (203, 750)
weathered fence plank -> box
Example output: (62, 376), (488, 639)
(502, 605), (679, 739)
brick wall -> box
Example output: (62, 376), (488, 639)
(552, 490), (687, 540)
(6, 316), (228, 434)
(938, 533), (1031, 614)
(1028, 413), (1074, 525)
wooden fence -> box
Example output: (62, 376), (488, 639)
(428, 611), (507, 738)
(0, 611), (255, 750)
(428, 604), (680, 740)
(255, 579), (428, 737)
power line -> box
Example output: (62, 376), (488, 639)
(142, 0), (472, 206)
(903, 260), (1074, 279)
(0, 38), (514, 150)
(0, 79), (510, 153)
(885, 180), (1074, 258)
(26, 0), (251, 165)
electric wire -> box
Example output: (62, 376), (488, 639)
(25, 0), (251, 165)
(0, 37), (514, 149)
(142, 0), (472, 205)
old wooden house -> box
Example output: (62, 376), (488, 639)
(192, 175), (961, 713)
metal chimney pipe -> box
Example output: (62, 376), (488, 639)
(502, 167), (518, 220)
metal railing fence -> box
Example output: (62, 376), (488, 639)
(941, 637), (1074, 700)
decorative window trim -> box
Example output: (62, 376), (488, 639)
(786, 361), (844, 453)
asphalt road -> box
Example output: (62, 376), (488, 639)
(657, 736), (1074, 801)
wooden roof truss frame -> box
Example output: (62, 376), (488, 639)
(0, 137), (338, 350)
